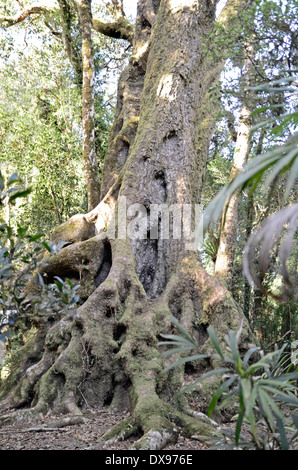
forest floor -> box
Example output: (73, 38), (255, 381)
(0, 406), (210, 451)
(2, 404), (295, 452)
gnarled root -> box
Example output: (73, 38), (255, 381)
(99, 398), (215, 450)
(0, 235), (253, 450)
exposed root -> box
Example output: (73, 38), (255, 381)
(100, 417), (139, 446)
(0, 409), (87, 433)
(0, 227), (253, 451)
(99, 416), (176, 451)
(50, 214), (95, 245)
(24, 427), (68, 433)
(29, 415), (87, 430)
(38, 235), (109, 300)
(0, 406), (44, 427)
(182, 406), (220, 429)
(98, 400), (217, 450)
(131, 428), (174, 450)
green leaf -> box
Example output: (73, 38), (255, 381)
(258, 388), (274, 431)
(243, 347), (261, 369)
(170, 316), (197, 345)
(274, 394), (298, 407)
(159, 334), (196, 348)
(0, 266), (14, 278)
(261, 388), (284, 421)
(245, 356), (271, 375)
(265, 372), (298, 383)
(160, 346), (199, 357)
(276, 413), (289, 450)
(0, 172), (4, 192)
(235, 407), (245, 446)
(7, 173), (21, 186)
(249, 76), (298, 89)
(245, 385), (258, 420)
(292, 413), (298, 430)
(258, 380), (297, 396)
(28, 233), (44, 242)
(211, 354), (235, 364)
(9, 187), (32, 202)
(54, 276), (64, 292)
(263, 148), (297, 191)
(17, 226), (28, 238)
(250, 103), (285, 116)
(207, 374), (238, 416)
(285, 154), (298, 197)
(161, 354), (209, 374)
(181, 368), (232, 394)
(207, 390), (223, 417)
(42, 241), (52, 253)
(207, 326), (225, 360)
(65, 278), (73, 288)
(225, 329), (241, 364)
(241, 378), (252, 409)
(203, 136), (298, 235)
(6, 225), (13, 239)
(37, 272), (44, 288)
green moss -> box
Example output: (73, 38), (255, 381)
(134, 391), (170, 429)
(102, 417), (138, 442)
(176, 410), (213, 437)
(0, 331), (45, 402)
(51, 215), (95, 244)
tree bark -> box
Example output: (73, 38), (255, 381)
(76, 0), (101, 211)
(242, 128), (265, 321)
(58, 0), (83, 85)
(0, 3), (55, 27)
(214, 49), (254, 286)
(243, 197), (253, 320)
(0, 0), (255, 450)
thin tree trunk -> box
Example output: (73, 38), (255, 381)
(76, 0), (101, 211)
(214, 49), (254, 286)
(50, 185), (63, 225)
(58, 0), (83, 85)
(242, 128), (266, 321)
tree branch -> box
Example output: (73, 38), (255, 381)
(57, 0), (83, 85)
(0, 4), (55, 27)
(217, 0), (254, 25)
(44, 21), (63, 38)
(93, 16), (134, 44)
(0, 1), (134, 45)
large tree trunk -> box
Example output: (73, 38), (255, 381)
(0, 0), (254, 450)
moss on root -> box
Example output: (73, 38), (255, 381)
(0, 231), (254, 449)
(50, 214), (95, 245)
(0, 329), (46, 403)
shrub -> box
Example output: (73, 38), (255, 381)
(160, 317), (298, 449)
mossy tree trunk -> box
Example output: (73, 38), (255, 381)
(0, 0), (254, 450)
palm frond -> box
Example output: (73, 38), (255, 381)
(243, 203), (298, 300)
